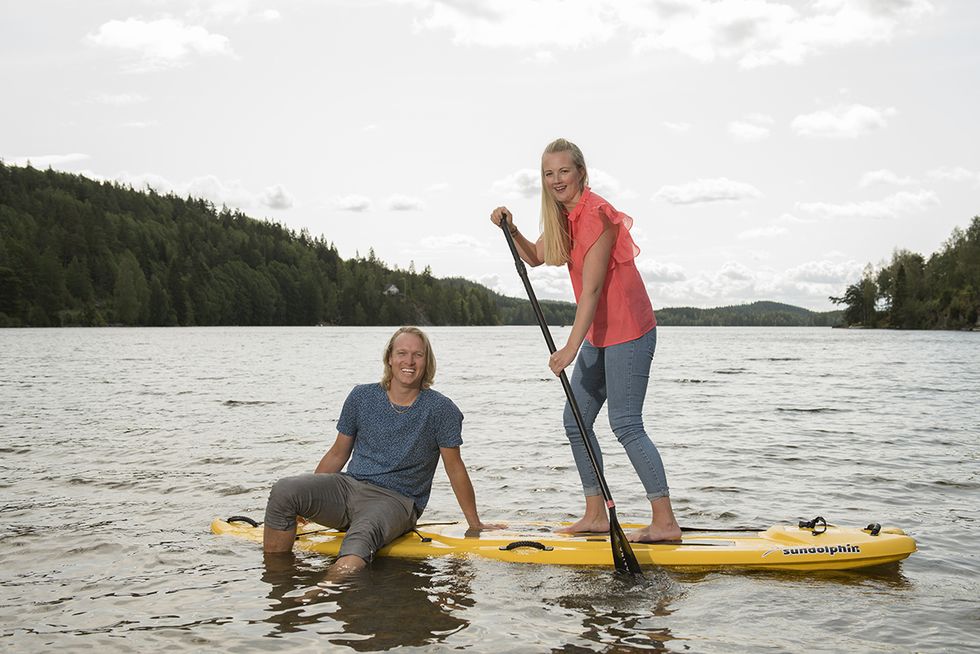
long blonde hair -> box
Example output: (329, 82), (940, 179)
(540, 138), (589, 266)
(380, 326), (436, 390)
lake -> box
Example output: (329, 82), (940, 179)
(0, 326), (977, 652)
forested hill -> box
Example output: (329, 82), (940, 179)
(0, 162), (582, 327)
(656, 301), (842, 326)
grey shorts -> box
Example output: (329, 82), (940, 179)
(264, 473), (418, 562)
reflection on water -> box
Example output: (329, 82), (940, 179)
(550, 568), (681, 652)
(260, 554), (472, 650)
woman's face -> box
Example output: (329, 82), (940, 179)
(542, 150), (584, 210)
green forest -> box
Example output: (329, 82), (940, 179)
(830, 216), (980, 330)
(656, 301), (840, 327)
(0, 162), (581, 328)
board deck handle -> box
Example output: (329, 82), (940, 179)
(500, 540), (554, 552)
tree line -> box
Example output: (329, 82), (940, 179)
(0, 162), (516, 327)
(655, 301), (841, 327)
(830, 216), (980, 329)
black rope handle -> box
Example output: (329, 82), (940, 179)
(499, 540), (554, 552)
(227, 515), (262, 527)
(864, 523), (881, 536)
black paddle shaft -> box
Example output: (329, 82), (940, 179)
(497, 216), (643, 576)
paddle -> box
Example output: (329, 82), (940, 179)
(497, 215), (643, 576)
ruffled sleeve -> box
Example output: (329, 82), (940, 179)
(597, 201), (641, 264)
(570, 191), (641, 266)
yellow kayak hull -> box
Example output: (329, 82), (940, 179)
(211, 518), (916, 571)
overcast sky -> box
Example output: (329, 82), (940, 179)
(3, 0), (978, 310)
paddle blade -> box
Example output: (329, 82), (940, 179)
(609, 512), (643, 576)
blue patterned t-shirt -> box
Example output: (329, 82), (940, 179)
(337, 383), (463, 514)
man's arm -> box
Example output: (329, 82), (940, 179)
(314, 433), (355, 473)
(440, 446), (498, 530)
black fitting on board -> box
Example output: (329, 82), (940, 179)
(799, 516), (827, 535)
(227, 515), (262, 527)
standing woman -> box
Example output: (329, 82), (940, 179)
(490, 138), (681, 542)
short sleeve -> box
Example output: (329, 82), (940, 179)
(596, 202), (641, 264)
(572, 202), (641, 267)
(335, 385), (361, 437)
(434, 398), (464, 449)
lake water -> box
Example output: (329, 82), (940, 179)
(1, 326), (977, 652)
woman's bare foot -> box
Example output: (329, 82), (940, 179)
(627, 496), (682, 542)
(556, 517), (610, 534)
(627, 523), (682, 542)
(556, 496), (609, 533)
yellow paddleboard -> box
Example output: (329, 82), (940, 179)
(211, 517), (916, 571)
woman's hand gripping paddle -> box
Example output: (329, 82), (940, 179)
(497, 215), (643, 576)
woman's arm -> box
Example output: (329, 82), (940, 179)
(491, 206), (544, 266)
(549, 222), (618, 375)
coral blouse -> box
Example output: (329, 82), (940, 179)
(566, 187), (656, 347)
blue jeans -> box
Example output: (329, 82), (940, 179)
(562, 326), (669, 499)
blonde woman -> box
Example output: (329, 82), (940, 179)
(490, 138), (681, 542)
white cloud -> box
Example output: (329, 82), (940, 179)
(398, 1), (935, 68)
(859, 169), (916, 188)
(8, 153), (90, 167)
(791, 104), (896, 139)
(644, 258), (866, 310)
(492, 168), (539, 198)
(738, 224), (788, 239)
(419, 233), (484, 250)
(785, 259), (862, 285)
(334, 195), (372, 212)
(91, 92), (149, 105)
(185, 174), (257, 208)
(476, 272), (505, 295)
(797, 189), (940, 219)
(428, 182), (450, 192)
(185, 1), (282, 24)
(587, 168), (630, 199)
(526, 265), (573, 300)
(720, 260), (754, 281)
(386, 194), (424, 211)
(260, 184), (294, 210)
(663, 121), (692, 133)
(407, 1), (618, 49)
(527, 51), (555, 65)
(637, 259), (686, 282)
(653, 177), (763, 205)
(83, 170), (296, 212)
(927, 166), (980, 185)
(729, 113), (774, 141)
(85, 18), (234, 71)
(122, 120), (158, 128)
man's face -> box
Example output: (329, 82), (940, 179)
(388, 332), (426, 389)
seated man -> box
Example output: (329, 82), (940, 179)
(263, 326), (498, 574)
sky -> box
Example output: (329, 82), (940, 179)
(2, 0), (978, 311)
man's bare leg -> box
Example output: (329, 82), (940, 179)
(325, 554), (367, 581)
(263, 524), (297, 553)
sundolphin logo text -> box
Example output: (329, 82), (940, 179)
(763, 544), (861, 558)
